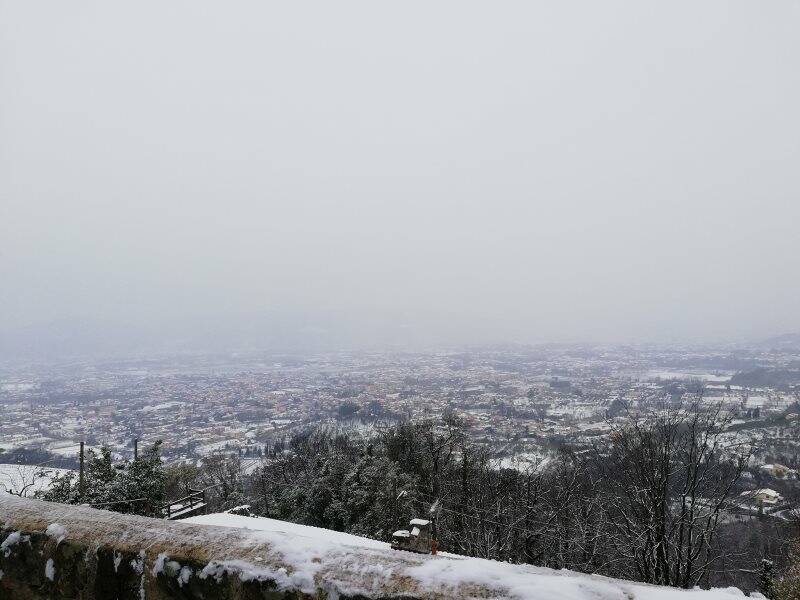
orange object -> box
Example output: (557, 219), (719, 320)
(430, 539), (438, 555)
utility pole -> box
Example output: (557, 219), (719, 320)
(79, 441), (85, 501)
(134, 438), (139, 460)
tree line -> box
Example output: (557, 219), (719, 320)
(241, 399), (797, 595)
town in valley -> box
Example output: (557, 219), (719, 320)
(3, 338), (798, 521)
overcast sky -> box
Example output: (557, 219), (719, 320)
(1, 1), (799, 354)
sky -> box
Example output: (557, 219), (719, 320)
(1, 1), (799, 356)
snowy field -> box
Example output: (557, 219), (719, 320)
(0, 464), (72, 496)
(640, 370), (733, 383)
(184, 513), (755, 600)
(141, 400), (187, 412)
(493, 452), (552, 472)
(0, 382), (37, 392)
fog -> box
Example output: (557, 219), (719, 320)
(1, 1), (799, 357)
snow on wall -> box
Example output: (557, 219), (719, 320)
(0, 494), (757, 600)
(44, 558), (55, 581)
(184, 513), (756, 600)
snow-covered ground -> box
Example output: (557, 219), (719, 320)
(141, 401), (187, 412)
(493, 452), (552, 472)
(46, 441), (101, 457)
(0, 435), (52, 449)
(184, 513), (755, 600)
(640, 370), (732, 383)
(0, 464), (72, 496)
(0, 382), (37, 392)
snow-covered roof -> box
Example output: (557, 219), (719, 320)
(409, 518), (430, 526)
(392, 529), (411, 538)
(741, 488), (781, 498)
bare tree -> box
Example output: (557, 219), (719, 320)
(199, 453), (245, 510)
(0, 464), (52, 498)
(596, 396), (753, 588)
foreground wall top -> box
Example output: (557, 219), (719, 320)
(0, 494), (754, 600)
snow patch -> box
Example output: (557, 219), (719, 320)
(199, 559), (312, 593)
(46, 523), (67, 544)
(152, 552), (168, 576)
(0, 464), (74, 497)
(166, 559), (182, 577)
(1, 531), (21, 557)
(45, 558), (55, 581)
(130, 550), (145, 574)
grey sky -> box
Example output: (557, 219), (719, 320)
(1, 1), (799, 353)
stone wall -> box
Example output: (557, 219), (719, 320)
(0, 495), (387, 600)
(0, 493), (751, 600)
(0, 526), (302, 600)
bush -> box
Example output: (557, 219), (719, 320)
(39, 441), (165, 517)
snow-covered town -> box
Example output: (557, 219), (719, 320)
(2, 342), (799, 503)
(3, 342), (799, 598)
